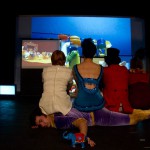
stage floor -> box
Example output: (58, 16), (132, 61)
(0, 96), (150, 150)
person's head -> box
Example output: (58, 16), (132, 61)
(29, 106), (51, 128)
(134, 48), (145, 60)
(51, 50), (66, 66)
(81, 38), (97, 58)
(104, 48), (121, 66)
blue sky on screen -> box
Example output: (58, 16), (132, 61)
(31, 16), (131, 55)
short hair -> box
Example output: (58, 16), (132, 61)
(135, 48), (145, 60)
(104, 48), (121, 65)
(81, 38), (96, 58)
(29, 105), (43, 127)
(51, 50), (66, 65)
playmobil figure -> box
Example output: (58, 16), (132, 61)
(97, 38), (112, 56)
(63, 131), (86, 148)
(66, 47), (80, 69)
(66, 45), (80, 69)
(66, 36), (81, 69)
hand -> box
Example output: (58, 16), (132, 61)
(87, 137), (96, 147)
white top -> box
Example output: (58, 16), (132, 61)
(39, 65), (73, 115)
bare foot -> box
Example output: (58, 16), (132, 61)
(130, 109), (150, 125)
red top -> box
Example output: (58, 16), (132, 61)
(103, 65), (133, 113)
(129, 72), (149, 84)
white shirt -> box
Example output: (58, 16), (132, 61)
(39, 65), (73, 115)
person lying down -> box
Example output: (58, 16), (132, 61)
(30, 106), (150, 148)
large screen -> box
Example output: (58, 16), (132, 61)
(30, 16), (133, 69)
(31, 16), (132, 57)
(21, 39), (60, 68)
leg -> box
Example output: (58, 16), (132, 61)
(129, 109), (150, 125)
(94, 107), (130, 126)
(94, 107), (150, 126)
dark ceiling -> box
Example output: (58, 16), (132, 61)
(12, 1), (148, 19)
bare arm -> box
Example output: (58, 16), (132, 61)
(72, 118), (88, 135)
(72, 118), (96, 147)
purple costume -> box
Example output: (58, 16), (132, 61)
(53, 108), (130, 129)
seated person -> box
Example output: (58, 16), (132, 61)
(72, 38), (105, 112)
(102, 48), (133, 113)
(130, 48), (145, 73)
(72, 38), (132, 114)
(39, 50), (73, 116)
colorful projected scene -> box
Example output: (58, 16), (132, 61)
(22, 40), (60, 68)
(59, 34), (111, 68)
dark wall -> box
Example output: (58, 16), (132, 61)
(21, 69), (43, 96)
(0, 16), (16, 84)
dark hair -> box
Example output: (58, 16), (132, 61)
(51, 50), (66, 65)
(81, 38), (96, 58)
(135, 48), (145, 60)
(104, 48), (121, 65)
(29, 106), (43, 127)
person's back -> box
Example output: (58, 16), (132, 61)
(76, 59), (101, 79)
(73, 38), (105, 112)
(130, 48), (145, 73)
(130, 57), (143, 70)
(103, 65), (133, 113)
(102, 48), (133, 113)
(39, 50), (73, 115)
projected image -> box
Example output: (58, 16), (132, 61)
(22, 39), (60, 68)
(119, 55), (133, 70)
(31, 16), (131, 57)
(81, 57), (105, 65)
(60, 36), (110, 68)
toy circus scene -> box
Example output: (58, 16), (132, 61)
(59, 34), (111, 68)
(22, 40), (55, 68)
(22, 34), (111, 69)
(24, 16), (131, 69)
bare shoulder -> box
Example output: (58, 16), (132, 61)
(94, 63), (102, 70)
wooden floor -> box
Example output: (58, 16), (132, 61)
(0, 95), (150, 150)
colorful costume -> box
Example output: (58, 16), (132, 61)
(39, 65), (73, 115)
(72, 64), (105, 112)
(50, 108), (130, 129)
(103, 64), (133, 113)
